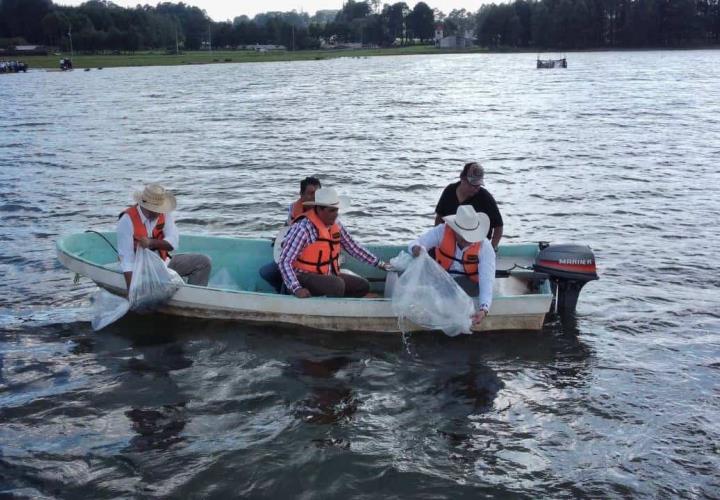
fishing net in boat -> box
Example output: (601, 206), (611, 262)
(128, 248), (183, 312)
(391, 251), (474, 337)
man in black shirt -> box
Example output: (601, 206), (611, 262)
(434, 162), (503, 249)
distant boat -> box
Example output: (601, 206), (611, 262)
(537, 57), (567, 69)
(57, 232), (598, 333)
(0, 61), (28, 73)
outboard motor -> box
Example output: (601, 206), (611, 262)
(533, 243), (598, 318)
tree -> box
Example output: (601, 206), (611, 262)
(408, 2), (435, 42)
(335, 0), (371, 23)
(0, 0), (53, 42)
(1, 0), (717, 53)
(529, 1), (553, 47)
(446, 8), (474, 38)
(512, 1), (532, 46)
(310, 10), (339, 24)
(383, 2), (409, 44)
(41, 11), (68, 46)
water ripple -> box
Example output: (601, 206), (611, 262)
(0, 50), (719, 497)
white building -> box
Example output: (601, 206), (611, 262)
(434, 23), (444, 45)
(435, 25), (475, 48)
(245, 44), (287, 52)
(438, 35), (474, 48)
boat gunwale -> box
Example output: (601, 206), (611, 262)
(56, 232), (555, 305)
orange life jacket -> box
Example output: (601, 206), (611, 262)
(119, 205), (170, 260)
(289, 198), (306, 220)
(293, 209), (341, 275)
(433, 225), (481, 283)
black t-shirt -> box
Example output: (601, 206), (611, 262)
(435, 181), (503, 237)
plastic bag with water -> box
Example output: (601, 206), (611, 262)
(91, 288), (130, 331)
(128, 248), (183, 312)
(391, 251), (475, 337)
(389, 251), (413, 272)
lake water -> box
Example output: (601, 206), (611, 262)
(1, 51), (719, 497)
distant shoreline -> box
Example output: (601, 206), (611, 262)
(16, 45), (720, 70)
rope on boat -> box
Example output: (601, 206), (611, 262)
(85, 230), (119, 256)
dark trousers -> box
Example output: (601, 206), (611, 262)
(259, 261), (283, 293)
(454, 276), (479, 297)
(298, 272), (370, 298)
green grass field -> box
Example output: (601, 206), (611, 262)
(21, 46), (490, 70)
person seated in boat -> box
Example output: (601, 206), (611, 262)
(410, 205), (496, 326)
(286, 176), (321, 224)
(278, 187), (391, 298)
(259, 176), (322, 292)
(434, 162), (503, 251)
(117, 183), (212, 290)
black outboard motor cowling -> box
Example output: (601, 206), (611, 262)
(533, 244), (598, 318)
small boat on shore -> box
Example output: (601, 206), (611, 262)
(56, 232), (597, 334)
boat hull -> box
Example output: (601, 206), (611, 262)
(57, 233), (553, 334)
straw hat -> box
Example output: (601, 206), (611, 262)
(443, 205), (490, 243)
(302, 187), (350, 209)
(133, 184), (177, 214)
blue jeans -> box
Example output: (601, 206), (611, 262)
(259, 261), (283, 293)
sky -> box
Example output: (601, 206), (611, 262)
(59, 1), (493, 21)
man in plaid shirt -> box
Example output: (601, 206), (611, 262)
(278, 187), (391, 298)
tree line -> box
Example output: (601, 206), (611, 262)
(475, 0), (720, 48)
(0, 0), (717, 53)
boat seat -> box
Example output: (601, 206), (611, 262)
(496, 255), (534, 270)
(103, 262), (122, 272)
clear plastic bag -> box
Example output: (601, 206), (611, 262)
(91, 288), (130, 331)
(384, 271), (398, 298)
(128, 248), (182, 312)
(391, 251), (474, 337)
(389, 251), (413, 272)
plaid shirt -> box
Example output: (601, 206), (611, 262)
(279, 218), (379, 293)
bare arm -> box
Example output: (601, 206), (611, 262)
(490, 225), (503, 250)
(136, 236), (173, 252)
(409, 225), (444, 256)
(150, 239), (174, 251)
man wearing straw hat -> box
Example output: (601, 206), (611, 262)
(117, 183), (212, 290)
(410, 205), (496, 326)
(259, 176), (322, 293)
(278, 187), (391, 298)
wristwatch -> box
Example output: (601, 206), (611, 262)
(479, 304), (490, 314)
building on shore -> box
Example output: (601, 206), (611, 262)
(438, 35), (475, 48)
(319, 36), (364, 50)
(434, 24), (475, 49)
(0, 45), (49, 56)
(242, 44), (287, 52)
